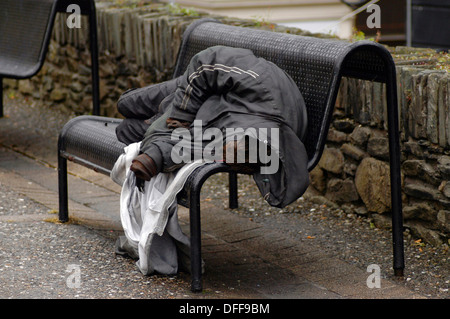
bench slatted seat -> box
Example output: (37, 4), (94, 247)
(58, 18), (404, 292)
(0, 0), (100, 117)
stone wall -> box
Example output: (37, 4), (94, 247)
(2, 1), (449, 245)
(311, 59), (450, 246)
(4, 2), (322, 117)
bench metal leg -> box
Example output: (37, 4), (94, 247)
(386, 71), (405, 277)
(189, 171), (238, 292)
(186, 163), (239, 292)
(229, 172), (238, 209)
(189, 186), (203, 292)
(58, 154), (69, 222)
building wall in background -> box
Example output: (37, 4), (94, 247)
(160, 0), (354, 39)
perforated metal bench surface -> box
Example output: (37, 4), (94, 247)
(0, 0), (100, 116)
(58, 18), (404, 292)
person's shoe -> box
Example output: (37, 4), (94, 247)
(130, 153), (158, 181)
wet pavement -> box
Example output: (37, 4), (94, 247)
(0, 94), (444, 301)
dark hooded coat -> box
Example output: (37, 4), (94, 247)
(116, 45), (309, 208)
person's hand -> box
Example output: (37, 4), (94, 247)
(166, 118), (191, 130)
(130, 153), (158, 181)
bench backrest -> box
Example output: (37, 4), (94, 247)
(0, 0), (95, 79)
(0, 0), (99, 116)
(173, 19), (397, 171)
(0, 0), (58, 79)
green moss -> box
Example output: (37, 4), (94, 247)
(167, 3), (200, 17)
(392, 49), (450, 72)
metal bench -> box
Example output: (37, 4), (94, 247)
(58, 18), (405, 292)
(0, 0), (100, 117)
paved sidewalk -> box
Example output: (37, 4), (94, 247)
(0, 100), (426, 299)
(0, 145), (424, 299)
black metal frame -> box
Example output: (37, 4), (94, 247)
(57, 19), (405, 293)
(0, 0), (99, 117)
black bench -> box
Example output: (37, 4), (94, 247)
(58, 18), (405, 293)
(0, 0), (100, 117)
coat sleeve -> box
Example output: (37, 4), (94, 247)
(117, 76), (182, 119)
(140, 46), (265, 173)
(169, 46), (262, 123)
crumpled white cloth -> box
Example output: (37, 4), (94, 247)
(111, 142), (205, 275)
